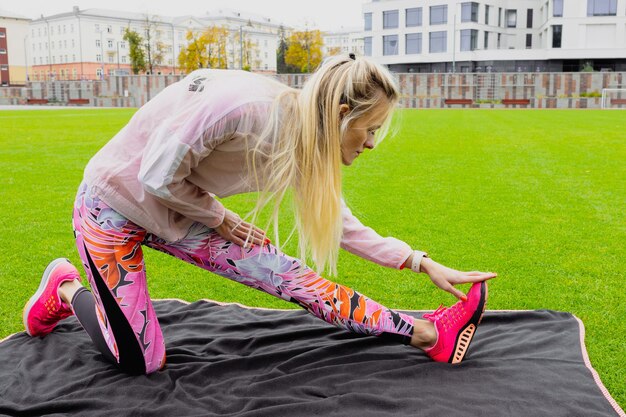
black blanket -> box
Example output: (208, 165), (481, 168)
(0, 300), (623, 417)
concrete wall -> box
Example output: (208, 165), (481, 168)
(1, 71), (625, 108)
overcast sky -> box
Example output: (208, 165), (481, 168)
(6, 0), (369, 30)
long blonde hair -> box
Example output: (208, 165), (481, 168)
(250, 55), (400, 275)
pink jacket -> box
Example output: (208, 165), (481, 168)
(84, 69), (413, 269)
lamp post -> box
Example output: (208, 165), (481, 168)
(239, 20), (253, 70)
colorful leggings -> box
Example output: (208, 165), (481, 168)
(72, 183), (415, 374)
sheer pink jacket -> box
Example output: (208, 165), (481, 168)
(84, 69), (414, 269)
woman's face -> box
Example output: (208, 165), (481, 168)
(340, 98), (392, 166)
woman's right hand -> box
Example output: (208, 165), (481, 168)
(214, 209), (269, 248)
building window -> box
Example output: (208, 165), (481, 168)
(72, 54), (75, 61)
(497, 33), (502, 48)
(527, 9), (533, 28)
(63, 25), (66, 33)
(552, 25), (562, 48)
(50, 26), (54, 35)
(405, 33), (422, 54)
(1, 65), (7, 71)
(120, 41), (126, 49)
(460, 29), (478, 51)
(461, 2), (479, 23)
(484, 31), (489, 49)
(364, 36), (372, 56)
(526, 33), (532, 48)
(72, 39), (75, 47)
(95, 24), (100, 32)
(107, 25), (112, 33)
(498, 8), (502, 26)
(71, 24), (74, 33)
(406, 7), (422, 27)
(485, 5), (490, 25)
(96, 68), (103, 78)
(108, 55), (114, 63)
(108, 40), (113, 48)
(553, 0), (564, 17)
(383, 35), (398, 55)
(96, 54), (102, 62)
(364, 12), (372, 30)
(506, 10), (517, 28)
(587, 0), (617, 16)
(0, 31), (5, 38)
(383, 10), (399, 29)
(429, 31), (447, 53)
(430, 5), (448, 25)
(96, 39), (101, 48)
(122, 56), (127, 63)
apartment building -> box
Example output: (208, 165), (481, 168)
(362, 0), (626, 72)
(27, 7), (283, 81)
(0, 9), (30, 85)
(322, 28), (365, 57)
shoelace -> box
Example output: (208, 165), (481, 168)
(424, 301), (467, 331)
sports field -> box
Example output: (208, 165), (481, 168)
(0, 108), (624, 407)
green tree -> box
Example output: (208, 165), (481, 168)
(123, 28), (147, 74)
(142, 15), (167, 74)
(276, 25), (299, 74)
(285, 29), (323, 73)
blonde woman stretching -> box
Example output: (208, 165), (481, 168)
(23, 55), (496, 375)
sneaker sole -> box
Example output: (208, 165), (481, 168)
(449, 281), (488, 364)
(22, 258), (72, 337)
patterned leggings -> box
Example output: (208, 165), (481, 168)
(72, 183), (415, 374)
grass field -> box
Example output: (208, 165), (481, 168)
(0, 108), (624, 408)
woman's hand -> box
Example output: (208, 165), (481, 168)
(214, 209), (269, 248)
(417, 256), (497, 301)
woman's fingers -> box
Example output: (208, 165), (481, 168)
(446, 284), (467, 301)
(232, 222), (268, 247)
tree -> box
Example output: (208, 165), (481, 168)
(285, 29), (323, 73)
(142, 15), (167, 74)
(123, 28), (147, 74)
(178, 26), (229, 73)
(276, 25), (299, 74)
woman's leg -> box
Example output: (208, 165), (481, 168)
(71, 183), (166, 375)
(145, 223), (418, 345)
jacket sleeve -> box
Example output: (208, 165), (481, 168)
(340, 200), (414, 269)
(137, 101), (249, 229)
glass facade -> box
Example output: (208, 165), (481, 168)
(364, 13), (372, 31)
(461, 2), (479, 23)
(587, 0), (617, 16)
(364, 37), (372, 56)
(406, 33), (422, 54)
(430, 5), (448, 25)
(429, 31), (447, 53)
(383, 10), (399, 29)
(406, 7), (422, 27)
(553, 0), (564, 17)
(460, 29), (478, 51)
(383, 35), (399, 55)
(552, 25), (562, 48)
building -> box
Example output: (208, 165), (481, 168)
(0, 9), (30, 85)
(362, 0), (626, 72)
(27, 7), (285, 81)
(322, 28), (365, 57)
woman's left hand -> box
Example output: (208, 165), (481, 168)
(418, 257), (497, 301)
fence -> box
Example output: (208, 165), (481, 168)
(0, 72), (624, 109)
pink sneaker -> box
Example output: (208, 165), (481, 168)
(423, 281), (488, 364)
(23, 258), (81, 337)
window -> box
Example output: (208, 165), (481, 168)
(120, 41), (126, 49)
(0, 31), (4, 38)
(460, 29), (478, 51)
(0, 48), (6, 54)
(485, 5), (490, 25)
(96, 54), (102, 62)
(63, 25), (66, 33)
(108, 40), (113, 48)
(527, 9), (533, 28)
(178, 31), (183, 40)
(364, 36), (372, 56)
(406, 8), (422, 27)
(383, 35), (398, 55)
(96, 39), (101, 47)
(461, 2), (479, 23)
(430, 5), (448, 25)
(429, 31), (447, 53)
(383, 10), (399, 29)
(506, 10), (517, 27)
(405, 33), (422, 54)
(498, 8), (502, 26)
(526, 33), (532, 48)
(64, 40), (67, 48)
(50, 26), (54, 35)
(71, 24), (74, 33)
(72, 54), (75, 61)
(364, 12), (372, 30)
(552, 25), (562, 48)
(553, 0), (564, 17)
(72, 39), (75, 47)
(107, 25), (112, 33)
(108, 55), (114, 63)
(96, 68), (103, 78)
(484, 31), (489, 49)
(1, 65), (7, 71)
(95, 24), (100, 32)
(122, 56), (127, 63)
(497, 33), (502, 48)
(587, 0), (617, 16)
(52, 56), (55, 63)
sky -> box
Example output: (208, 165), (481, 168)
(5, 0), (369, 30)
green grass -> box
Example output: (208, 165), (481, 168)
(1, 108), (624, 408)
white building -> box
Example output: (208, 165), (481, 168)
(362, 0), (626, 72)
(322, 28), (365, 57)
(27, 7), (285, 81)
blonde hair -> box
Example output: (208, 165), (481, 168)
(250, 55), (400, 275)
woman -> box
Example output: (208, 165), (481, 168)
(23, 55), (496, 375)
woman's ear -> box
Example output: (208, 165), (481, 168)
(339, 104), (350, 120)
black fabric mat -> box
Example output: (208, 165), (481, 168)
(0, 300), (623, 417)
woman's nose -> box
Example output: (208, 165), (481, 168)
(364, 139), (375, 149)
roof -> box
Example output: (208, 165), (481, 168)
(0, 8), (30, 20)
